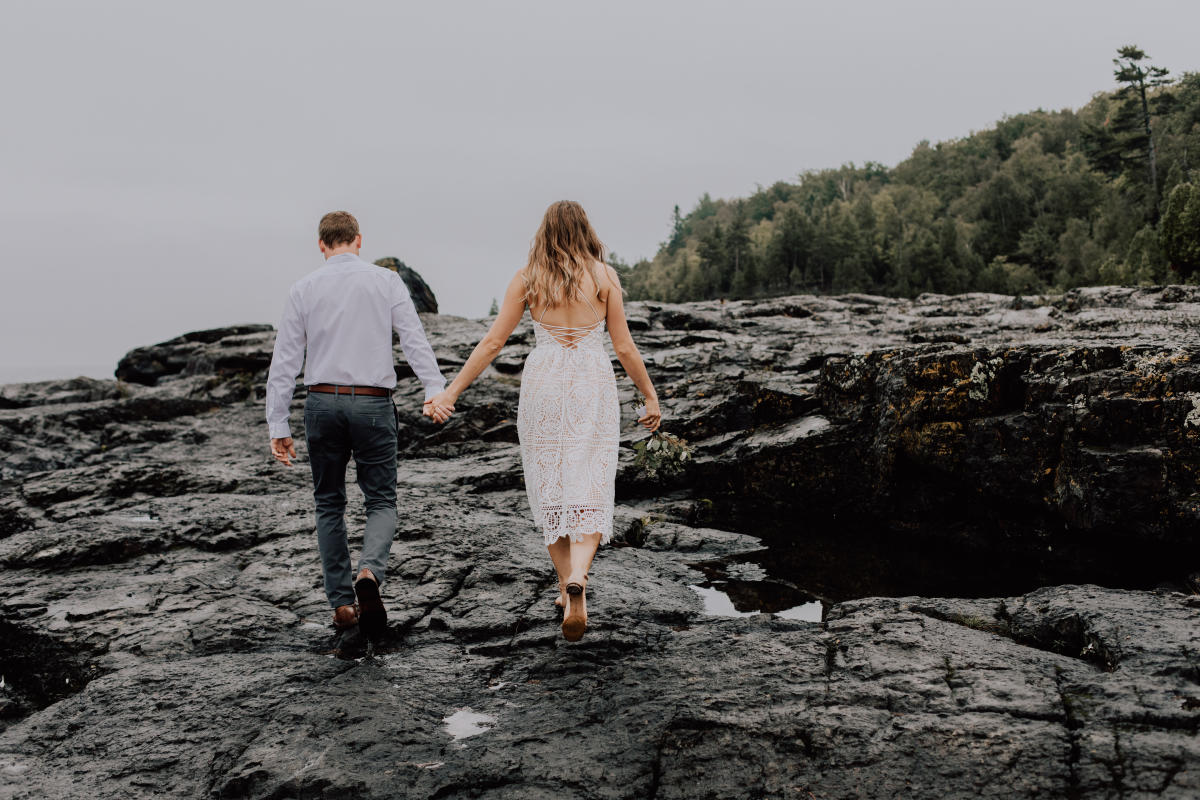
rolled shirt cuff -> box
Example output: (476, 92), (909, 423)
(269, 422), (293, 439)
(423, 382), (447, 402)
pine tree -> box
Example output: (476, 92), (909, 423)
(1112, 45), (1173, 218)
(725, 203), (756, 296)
(1161, 183), (1200, 278)
(667, 205), (686, 254)
(696, 224), (727, 298)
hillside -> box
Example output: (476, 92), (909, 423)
(624, 54), (1200, 302)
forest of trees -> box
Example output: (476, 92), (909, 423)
(621, 47), (1200, 302)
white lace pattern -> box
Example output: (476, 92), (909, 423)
(517, 313), (620, 546)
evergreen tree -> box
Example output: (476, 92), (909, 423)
(766, 207), (809, 290)
(1111, 45), (1173, 218)
(1161, 182), (1200, 278)
(725, 203), (757, 297)
(667, 205), (686, 254)
(696, 224), (727, 298)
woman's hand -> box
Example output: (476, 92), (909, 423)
(423, 389), (457, 424)
(638, 396), (662, 432)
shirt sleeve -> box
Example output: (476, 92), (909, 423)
(390, 273), (446, 400)
(265, 287), (306, 438)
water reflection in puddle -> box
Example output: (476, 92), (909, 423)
(688, 584), (760, 617)
(687, 557), (827, 621)
(688, 582), (825, 621)
(773, 600), (824, 622)
(443, 707), (496, 740)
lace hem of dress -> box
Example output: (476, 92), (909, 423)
(539, 505), (613, 547)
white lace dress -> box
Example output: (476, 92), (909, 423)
(517, 303), (620, 546)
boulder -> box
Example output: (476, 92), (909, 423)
(375, 256), (439, 313)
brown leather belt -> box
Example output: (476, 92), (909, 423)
(307, 384), (391, 397)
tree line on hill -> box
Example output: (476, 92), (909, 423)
(619, 46), (1200, 302)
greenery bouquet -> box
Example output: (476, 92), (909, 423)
(629, 394), (693, 479)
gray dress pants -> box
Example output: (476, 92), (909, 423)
(303, 390), (398, 609)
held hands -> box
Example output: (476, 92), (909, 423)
(270, 437), (297, 467)
(638, 397), (662, 433)
(422, 389), (457, 424)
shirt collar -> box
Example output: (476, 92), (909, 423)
(325, 253), (361, 268)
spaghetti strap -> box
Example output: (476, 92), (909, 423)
(582, 293), (603, 324)
(584, 261), (605, 323)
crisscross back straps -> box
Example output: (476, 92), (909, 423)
(535, 318), (603, 348)
(535, 290), (605, 349)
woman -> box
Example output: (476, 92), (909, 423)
(425, 200), (661, 641)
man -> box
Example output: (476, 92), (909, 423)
(266, 210), (451, 646)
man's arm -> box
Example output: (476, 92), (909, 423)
(390, 273), (446, 400)
(265, 288), (306, 461)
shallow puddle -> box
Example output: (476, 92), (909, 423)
(687, 584), (761, 617)
(686, 557), (827, 621)
(443, 707), (496, 740)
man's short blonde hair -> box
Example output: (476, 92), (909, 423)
(318, 211), (360, 247)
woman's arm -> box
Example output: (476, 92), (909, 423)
(425, 269), (526, 413)
(601, 264), (661, 432)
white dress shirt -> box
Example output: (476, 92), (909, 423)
(265, 253), (446, 438)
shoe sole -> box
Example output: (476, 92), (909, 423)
(354, 578), (388, 641)
(562, 592), (586, 641)
(561, 616), (586, 641)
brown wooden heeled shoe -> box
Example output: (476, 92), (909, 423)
(561, 588), (587, 641)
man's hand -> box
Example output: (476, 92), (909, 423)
(271, 437), (297, 466)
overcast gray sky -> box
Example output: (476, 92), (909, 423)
(2, 0), (1198, 382)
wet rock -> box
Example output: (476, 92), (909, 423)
(114, 324), (274, 385)
(0, 377), (127, 409)
(2, 286), (1200, 798)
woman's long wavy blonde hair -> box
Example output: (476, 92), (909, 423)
(522, 201), (607, 310)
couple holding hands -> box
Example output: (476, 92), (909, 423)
(266, 202), (661, 646)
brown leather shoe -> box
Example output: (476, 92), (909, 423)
(332, 604), (359, 630)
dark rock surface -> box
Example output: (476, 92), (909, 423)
(1, 286), (1199, 798)
(114, 324), (276, 386)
